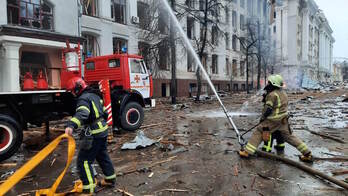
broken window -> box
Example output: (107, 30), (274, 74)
(187, 51), (195, 72)
(200, 23), (205, 40)
(232, 59), (237, 77)
(240, 14), (245, 30)
(225, 33), (230, 49)
(187, 17), (194, 39)
(158, 41), (170, 70)
(82, 34), (98, 58)
(212, 54), (218, 74)
(232, 10), (237, 28)
(240, 60), (245, 76)
(158, 9), (169, 34)
(212, 26), (218, 45)
(199, 0), (205, 11)
(113, 0), (126, 24)
(7, 0), (53, 30)
(138, 1), (150, 29)
(113, 37), (128, 54)
(232, 35), (237, 51)
(201, 53), (208, 71)
(83, 0), (98, 17)
(225, 58), (230, 75)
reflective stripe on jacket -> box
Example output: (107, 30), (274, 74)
(67, 90), (108, 137)
(264, 89), (288, 121)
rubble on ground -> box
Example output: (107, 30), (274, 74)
(1, 84), (348, 195)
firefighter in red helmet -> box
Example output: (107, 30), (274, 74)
(65, 77), (116, 195)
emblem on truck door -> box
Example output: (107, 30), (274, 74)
(134, 75), (140, 83)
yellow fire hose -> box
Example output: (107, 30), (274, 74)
(0, 134), (83, 196)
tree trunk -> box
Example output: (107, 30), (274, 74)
(170, 0), (176, 104)
(257, 56), (261, 90)
(246, 53), (249, 94)
(196, 68), (201, 101)
(257, 21), (261, 90)
(195, 0), (209, 101)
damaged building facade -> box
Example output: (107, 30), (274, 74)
(144, 0), (272, 97)
(0, 0), (271, 97)
(270, 0), (335, 87)
(0, 0), (81, 91)
(0, 0), (334, 95)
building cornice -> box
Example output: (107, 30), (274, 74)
(0, 25), (84, 44)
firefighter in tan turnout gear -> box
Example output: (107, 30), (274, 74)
(239, 74), (313, 162)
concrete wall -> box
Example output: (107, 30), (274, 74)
(0, 0), (7, 26)
(52, 0), (79, 36)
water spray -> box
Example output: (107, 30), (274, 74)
(162, 0), (245, 147)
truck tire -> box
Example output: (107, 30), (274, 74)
(0, 115), (22, 162)
(120, 102), (144, 131)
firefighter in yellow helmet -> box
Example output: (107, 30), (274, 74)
(239, 74), (313, 162)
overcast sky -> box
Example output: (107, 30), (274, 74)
(314, 0), (348, 60)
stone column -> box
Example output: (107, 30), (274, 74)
(302, 8), (309, 63)
(1, 42), (22, 92)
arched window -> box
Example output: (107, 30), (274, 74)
(7, 0), (53, 30)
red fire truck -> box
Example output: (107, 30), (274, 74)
(0, 42), (154, 161)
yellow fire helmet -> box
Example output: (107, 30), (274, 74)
(268, 74), (284, 88)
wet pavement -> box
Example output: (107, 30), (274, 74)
(1, 89), (348, 195)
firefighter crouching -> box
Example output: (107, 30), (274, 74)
(261, 80), (285, 154)
(239, 74), (313, 162)
(65, 77), (116, 195)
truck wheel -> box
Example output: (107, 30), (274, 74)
(120, 102), (144, 131)
(0, 115), (22, 162)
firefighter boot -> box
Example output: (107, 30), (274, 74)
(107, 129), (116, 144)
(98, 178), (116, 188)
(299, 152), (313, 163)
(239, 150), (249, 158)
(77, 190), (93, 196)
(274, 144), (285, 155)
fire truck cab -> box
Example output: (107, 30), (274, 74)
(83, 54), (154, 130)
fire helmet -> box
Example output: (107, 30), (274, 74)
(268, 74), (283, 88)
(66, 77), (87, 96)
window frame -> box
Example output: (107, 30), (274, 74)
(108, 59), (121, 68)
(86, 61), (95, 70)
(7, 0), (54, 30)
(82, 0), (98, 17)
(130, 58), (146, 74)
(113, 0), (127, 24)
(212, 54), (218, 74)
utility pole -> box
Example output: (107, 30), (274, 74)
(170, 0), (177, 104)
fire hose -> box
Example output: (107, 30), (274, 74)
(0, 134), (82, 196)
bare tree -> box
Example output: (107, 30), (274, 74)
(237, 21), (258, 94)
(237, 19), (272, 93)
(175, 0), (232, 101)
(137, 0), (181, 103)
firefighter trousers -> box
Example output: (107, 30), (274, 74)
(245, 119), (310, 156)
(77, 136), (116, 193)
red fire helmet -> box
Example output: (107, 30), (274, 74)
(66, 77), (87, 96)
